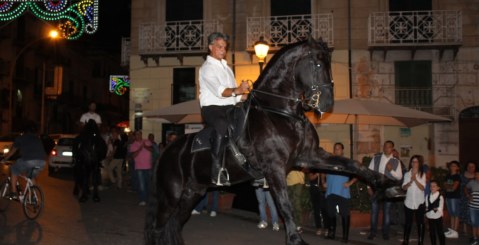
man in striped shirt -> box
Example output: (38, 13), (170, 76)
(466, 171), (479, 245)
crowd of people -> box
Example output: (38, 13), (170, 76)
(245, 140), (479, 245)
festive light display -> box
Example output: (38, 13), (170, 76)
(109, 75), (130, 96)
(0, 0), (99, 40)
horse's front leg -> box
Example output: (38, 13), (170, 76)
(267, 172), (308, 245)
(92, 164), (101, 202)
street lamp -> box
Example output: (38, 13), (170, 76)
(7, 29), (60, 134)
(254, 36), (269, 72)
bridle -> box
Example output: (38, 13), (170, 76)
(250, 47), (333, 116)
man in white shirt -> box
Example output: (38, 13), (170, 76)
(199, 32), (249, 186)
(80, 102), (102, 126)
(367, 140), (402, 241)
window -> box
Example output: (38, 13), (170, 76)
(166, 0), (202, 21)
(388, 0), (433, 43)
(389, 0), (431, 11)
(271, 0), (311, 16)
(172, 68), (196, 104)
(394, 61), (432, 109)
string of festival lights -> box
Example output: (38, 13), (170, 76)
(0, 0), (98, 40)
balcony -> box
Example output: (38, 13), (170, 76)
(368, 10), (462, 59)
(246, 13), (334, 53)
(138, 20), (223, 65)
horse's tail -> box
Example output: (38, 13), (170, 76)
(145, 208), (183, 245)
(145, 138), (186, 245)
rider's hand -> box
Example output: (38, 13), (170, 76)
(238, 81), (250, 94)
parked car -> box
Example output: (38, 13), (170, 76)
(48, 135), (77, 173)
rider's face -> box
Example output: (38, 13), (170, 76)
(209, 38), (227, 60)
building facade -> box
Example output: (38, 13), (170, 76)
(127, 0), (479, 167)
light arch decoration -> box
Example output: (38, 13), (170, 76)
(0, 0), (99, 40)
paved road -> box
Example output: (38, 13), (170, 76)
(0, 167), (471, 244)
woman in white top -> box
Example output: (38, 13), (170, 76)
(402, 155), (426, 245)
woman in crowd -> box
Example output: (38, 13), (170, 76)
(401, 155), (426, 245)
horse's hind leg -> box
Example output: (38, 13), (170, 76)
(145, 175), (206, 245)
(267, 174), (308, 245)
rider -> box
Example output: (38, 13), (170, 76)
(1, 121), (46, 199)
(199, 32), (249, 186)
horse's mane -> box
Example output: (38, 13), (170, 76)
(253, 38), (331, 90)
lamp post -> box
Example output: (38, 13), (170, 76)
(253, 36), (269, 72)
(7, 29), (59, 134)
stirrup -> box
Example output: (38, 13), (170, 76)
(213, 167), (230, 186)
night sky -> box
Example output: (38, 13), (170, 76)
(86, 0), (131, 51)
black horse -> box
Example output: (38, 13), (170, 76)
(145, 38), (395, 245)
(72, 119), (107, 202)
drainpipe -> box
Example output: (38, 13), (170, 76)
(231, 0), (236, 74)
(348, 0), (354, 159)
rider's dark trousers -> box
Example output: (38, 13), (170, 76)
(201, 105), (234, 179)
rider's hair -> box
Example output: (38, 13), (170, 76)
(207, 32), (229, 45)
(334, 142), (344, 150)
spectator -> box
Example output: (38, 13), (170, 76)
(253, 179), (280, 231)
(401, 155), (426, 245)
(426, 180), (446, 245)
(286, 169), (305, 233)
(129, 131), (152, 206)
(159, 131), (178, 154)
(148, 133), (160, 166)
(192, 189), (219, 217)
(79, 101), (102, 126)
(444, 160), (461, 238)
(466, 170), (479, 245)
(107, 129), (125, 189)
(324, 142), (357, 243)
(367, 140), (403, 240)
(461, 161), (477, 240)
(126, 131), (137, 192)
(307, 171), (329, 236)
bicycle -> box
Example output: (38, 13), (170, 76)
(0, 160), (45, 220)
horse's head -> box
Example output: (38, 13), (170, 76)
(294, 37), (334, 114)
(82, 119), (100, 136)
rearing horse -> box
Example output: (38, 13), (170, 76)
(145, 38), (394, 245)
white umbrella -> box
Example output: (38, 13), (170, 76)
(143, 100), (202, 124)
(307, 98), (451, 127)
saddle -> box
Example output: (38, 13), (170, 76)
(191, 103), (263, 180)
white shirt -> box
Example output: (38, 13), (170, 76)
(199, 55), (241, 107)
(80, 112), (102, 125)
(368, 154), (403, 180)
(425, 192), (444, 219)
(402, 170), (426, 209)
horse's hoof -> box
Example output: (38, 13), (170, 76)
(93, 196), (100, 202)
(79, 196), (88, 203)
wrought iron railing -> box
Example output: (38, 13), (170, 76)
(121, 37), (130, 66)
(247, 13), (334, 50)
(138, 20), (223, 55)
(369, 10), (462, 46)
